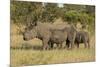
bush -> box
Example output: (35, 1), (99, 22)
(63, 10), (95, 34)
(63, 11), (79, 23)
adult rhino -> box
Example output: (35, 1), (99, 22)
(23, 22), (53, 50)
(23, 22), (76, 50)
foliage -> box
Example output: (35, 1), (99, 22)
(11, 1), (95, 33)
(11, 1), (43, 25)
(63, 10), (94, 24)
(40, 3), (59, 23)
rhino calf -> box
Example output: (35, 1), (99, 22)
(75, 31), (90, 48)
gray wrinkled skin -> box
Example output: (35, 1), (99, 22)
(49, 25), (77, 49)
(23, 27), (37, 41)
(49, 27), (68, 49)
(66, 30), (90, 48)
(75, 31), (90, 48)
(23, 23), (52, 50)
(65, 25), (77, 49)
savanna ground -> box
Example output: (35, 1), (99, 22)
(10, 24), (95, 67)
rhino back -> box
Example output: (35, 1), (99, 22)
(36, 23), (52, 39)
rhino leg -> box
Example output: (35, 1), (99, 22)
(42, 39), (49, 50)
(84, 41), (87, 48)
(87, 38), (90, 48)
(67, 44), (70, 48)
(66, 40), (70, 49)
(72, 33), (76, 49)
(84, 40), (90, 48)
(58, 43), (62, 49)
(76, 42), (79, 48)
(69, 38), (75, 49)
(70, 41), (74, 49)
(48, 41), (54, 49)
(68, 33), (76, 49)
(66, 39), (74, 49)
(88, 40), (90, 48)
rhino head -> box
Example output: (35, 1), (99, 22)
(23, 25), (37, 41)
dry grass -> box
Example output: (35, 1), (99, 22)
(10, 48), (95, 66)
(10, 34), (95, 67)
